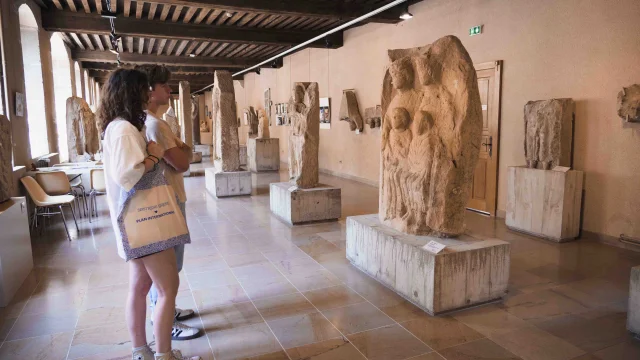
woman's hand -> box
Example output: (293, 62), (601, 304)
(147, 140), (164, 160)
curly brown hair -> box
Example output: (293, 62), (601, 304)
(97, 68), (149, 135)
(134, 64), (171, 88)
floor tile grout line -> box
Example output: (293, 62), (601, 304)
(184, 269), (218, 360)
(209, 241), (294, 360)
(0, 272), (45, 346)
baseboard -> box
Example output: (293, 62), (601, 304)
(318, 168), (379, 187)
(496, 209), (506, 219)
(582, 230), (640, 253)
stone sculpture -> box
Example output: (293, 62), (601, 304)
(0, 116), (13, 203)
(617, 84), (640, 123)
(66, 96), (99, 162)
(258, 108), (270, 139)
(191, 96), (200, 145)
(212, 70), (240, 172)
(524, 98), (575, 170)
(380, 35), (482, 237)
(364, 106), (382, 129)
(245, 106), (259, 137)
(339, 90), (364, 132)
(163, 106), (181, 139)
(288, 82), (320, 189)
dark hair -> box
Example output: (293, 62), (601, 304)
(98, 68), (149, 134)
(134, 65), (171, 88)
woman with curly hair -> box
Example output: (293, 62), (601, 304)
(98, 68), (200, 360)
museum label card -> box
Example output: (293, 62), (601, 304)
(422, 241), (446, 254)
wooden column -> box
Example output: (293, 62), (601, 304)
(179, 81), (192, 148)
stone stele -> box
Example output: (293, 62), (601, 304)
(524, 98), (575, 170)
(212, 70), (240, 172)
(191, 96), (200, 145)
(380, 35), (483, 237)
(258, 108), (270, 139)
(66, 96), (100, 162)
(163, 107), (181, 139)
(364, 106), (382, 129)
(245, 106), (258, 137)
(0, 115), (13, 203)
(288, 82), (320, 189)
(339, 90), (364, 132)
(617, 84), (640, 123)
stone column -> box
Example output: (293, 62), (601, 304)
(212, 71), (240, 172)
(179, 81), (192, 148)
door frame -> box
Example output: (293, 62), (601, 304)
(471, 60), (502, 216)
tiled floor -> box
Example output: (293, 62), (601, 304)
(1, 168), (640, 360)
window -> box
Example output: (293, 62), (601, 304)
(84, 69), (90, 104)
(74, 61), (82, 98)
(50, 33), (72, 162)
(19, 5), (49, 158)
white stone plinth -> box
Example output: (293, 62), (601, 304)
(629, 266), (640, 336)
(194, 144), (212, 157)
(190, 151), (203, 163)
(247, 138), (280, 172)
(270, 182), (341, 225)
(205, 168), (251, 198)
(0, 198), (33, 307)
(239, 145), (247, 166)
(346, 214), (510, 315)
(506, 166), (584, 242)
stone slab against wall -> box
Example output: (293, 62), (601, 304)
(628, 266), (640, 336)
(0, 116), (13, 203)
(270, 182), (341, 225)
(346, 214), (510, 315)
(190, 151), (203, 164)
(0, 197), (33, 307)
(247, 137), (280, 172)
(239, 145), (247, 166)
(506, 166), (583, 242)
(205, 168), (251, 198)
(194, 144), (212, 157)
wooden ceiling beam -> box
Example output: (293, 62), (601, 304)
(71, 49), (266, 68)
(88, 69), (215, 81)
(131, 0), (404, 24)
(81, 61), (222, 74)
(41, 10), (343, 48)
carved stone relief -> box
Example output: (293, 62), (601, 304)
(524, 98), (575, 170)
(66, 96), (100, 162)
(364, 106), (382, 129)
(617, 84), (640, 123)
(258, 108), (270, 139)
(245, 106), (258, 137)
(339, 90), (364, 132)
(163, 106), (181, 139)
(213, 71), (240, 172)
(288, 82), (320, 189)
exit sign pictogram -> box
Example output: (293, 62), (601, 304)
(469, 25), (483, 36)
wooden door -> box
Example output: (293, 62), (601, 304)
(467, 61), (502, 215)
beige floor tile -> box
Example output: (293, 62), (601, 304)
(183, 244), (222, 260)
(438, 338), (522, 359)
(224, 253), (270, 268)
(550, 278), (629, 309)
(76, 306), (126, 329)
(347, 324), (432, 360)
(323, 302), (395, 335)
(0, 317), (17, 341)
(287, 269), (342, 292)
(246, 350), (290, 359)
(253, 293), (317, 321)
(232, 262), (285, 281)
(67, 322), (132, 359)
(296, 236), (341, 258)
(171, 333), (215, 360)
(192, 284), (250, 309)
(453, 304), (533, 337)
(489, 326), (585, 360)
(406, 352), (446, 360)
(21, 288), (86, 316)
(207, 322), (283, 360)
(267, 311), (342, 349)
(82, 283), (129, 310)
(593, 339), (640, 360)
(202, 221), (242, 238)
(303, 285), (366, 311)
(7, 309), (79, 341)
(182, 254), (228, 274)
(187, 269), (238, 290)
(273, 256), (324, 277)
(262, 247), (311, 262)
(199, 301), (264, 332)
(0, 331), (74, 360)
(88, 266), (129, 289)
(502, 290), (591, 323)
(240, 277), (298, 301)
(72, 348), (131, 359)
(400, 315), (485, 351)
(286, 338), (366, 360)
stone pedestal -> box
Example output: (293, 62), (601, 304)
(194, 144), (212, 157)
(629, 266), (640, 336)
(205, 168), (251, 198)
(239, 145), (247, 166)
(270, 182), (341, 225)
(190, 151), (203, 164)
(247, 138), (280, 172)
(346, 214), (510, 315)
(0, 197), (33, 307)
(506, 166), (583, 242)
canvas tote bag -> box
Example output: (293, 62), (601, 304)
(116, 167), (190, 261)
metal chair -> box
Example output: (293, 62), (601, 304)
(89, 169), (106, 223)
(35, 171), (85, 218)
(20, 176), (79, 241)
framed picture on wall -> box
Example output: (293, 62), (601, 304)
(320, 97), (330, 129)
(15, 92), (25, 117)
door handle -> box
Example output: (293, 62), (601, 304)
(481, 136), (493, 157)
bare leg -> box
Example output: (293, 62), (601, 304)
(127, 259), (152, 348)
(141, 248), (178, 354)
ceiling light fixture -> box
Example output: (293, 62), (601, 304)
(226, 11), (234, 17)
(399, 6), (413, 20)
(189, 54), (196, 58)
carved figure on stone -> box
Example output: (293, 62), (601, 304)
(191, 96), (200, 145)
(617, 84), (640, 123)
(364, 106), (382, 128)
(288, 82), (320, 189)
(258, 109), (270, 139)
(212, 71), (240, 172)
(0, 116), (13, 203)
(163, 106), (181, 139)
(380, 35), (482, 237)
(339, 90), (364, 131)
(524, 98), (575, 170)
(245, 107), (259, 138)
(66, 96), (100, 162)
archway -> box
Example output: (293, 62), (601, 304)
(74, 61), (82, 98)
(50, 32), (72, 162)
(19, 4), (48, 157)
(84, 69), (91, 104)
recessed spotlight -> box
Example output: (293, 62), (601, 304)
(189, 54), (196, 58)
(226, 11), (233, 17)
(399, 6), (413, 20)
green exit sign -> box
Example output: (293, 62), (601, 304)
(469, 25), (483, 36)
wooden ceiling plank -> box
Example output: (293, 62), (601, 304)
(127, 36), (134, 53)
(201, 42), (219, 56)
(123, 0), (131, 16)
(183, 7), (198, 23)
(92, 34), (105, 50)
(225, 43), (248, 58)
(72, 49), (263, 67)
(174, 40), (190, 56)
(147, 37), (156, 54)
(194, 8), (211, 24)
(235, 43), (257, 57)
(65, 0), (78, 12)
(95, 0), (102, 13)
(69, 33), (86, 50)
(148, 3), (157, 20)
(136, 1), (144, 19)
(110, 0), (116, 12)
(184, 41), (199, 56)
(284, 16), (309, 29)
(156, 38), (167, 54)
(244, 13), (267, 27)
(214, 10), (233, 25)
(194, 41), (209, 55)
(225, 11), (246, 26)
(52, 0), (64, 10)
(217, 43), (238, 57)
(274, 15), (297, 29)
(171, 5), (184, 22)
(80, 33), (95, 50)
(165, 39), (178, 55)
(235, 12), (257, 27)
(117, 36), (124, 53)
(60, 32), (76, 49)
(209, 42), (229, 57)
(292, 17), (316, 30)
(205, 9), (223, 25)
(242, 44), (266, 58)
(82, 62), (223, 74)
(80, 0), (91, 13)
(138, 37), (145, 54)
(159, 4), (171, 21)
